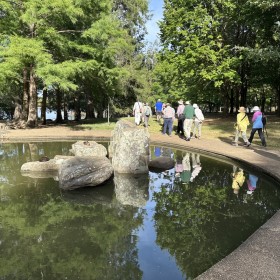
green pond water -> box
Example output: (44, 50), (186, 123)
(0, 142), (280, 280)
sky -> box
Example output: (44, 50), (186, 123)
(145, 0), (164, 43)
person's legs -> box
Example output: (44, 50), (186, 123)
(168, 119), (173, 135)
(257, 129), (266, 146)
(184, 119), (193, 140)
(144, 115), (149, 127)
(135, 112), (141, 125)
(197, 122), (202, 138)
(163, 119), (168, 134)
(193, 120), (198, 138)
(234, 129), (239, 143)
(247, 128), (257, 146)
(177, 119), (182, 134)
(240, 130), (248, 144)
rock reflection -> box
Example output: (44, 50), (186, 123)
(61, 183), (115, 205)
(114, 173), (149, 207)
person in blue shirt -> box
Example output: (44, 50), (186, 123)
(155, 99), (163, 123)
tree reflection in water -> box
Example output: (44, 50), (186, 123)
(0, 143), (280, 279)
(153, 149), (280, 279)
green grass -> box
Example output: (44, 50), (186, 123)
(71, 114), (280, 150)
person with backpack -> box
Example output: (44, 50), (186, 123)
(246, 106), (266, 147)
(133, 99), (143, 126)
(232, 106), (250, 146)
(142, 102), (152, 127)
(192, 103), (204, 139)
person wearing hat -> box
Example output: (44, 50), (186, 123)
(182, 101), (195, 141)
(231, 166), (245, 195)
(176, 100), (185, 136)
(233, 106), (250, 146)
(246, 106), (266, 147)
(155, 99), (163, 123)
(133, 99), (143, 126)
(162, 103), (175, 136)
(193, 104), (204, 139)
(142, 102), (152, 127)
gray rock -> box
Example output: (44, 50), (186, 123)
(59, 156), (113, 190)
(148, 156), (175, 172)
(70, 141), (107, 157)
(21, 159), (60, 172)
(20, 155), (74, 179)
(114, 173), (149, 207)
(110, 120), (150, 174)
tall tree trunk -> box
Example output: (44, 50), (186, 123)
(63, 93), (68, 121)
(13, 98), (22, 121)
(74, 96), (81, 121)
(26, 67), (37, 128)
(86, 96), (94, 119)
(276, 86), (280, 116)
(22, 67), (29, 120)
(41, 87), (47, 125)
(55, 88), (63, 123)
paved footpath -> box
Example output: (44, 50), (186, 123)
(3, 127), (280, 279)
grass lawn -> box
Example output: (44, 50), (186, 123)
(74, 113), (280, 150)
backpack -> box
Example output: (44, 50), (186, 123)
(262, 114), (267, 127)
(145, 106), (151, 116)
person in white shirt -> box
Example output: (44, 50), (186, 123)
(192, 103), (204, 139)
(133, 100), (143, 125)
(162, 103), (175, 136)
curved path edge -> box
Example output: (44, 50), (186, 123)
(2, 128), (280, 279)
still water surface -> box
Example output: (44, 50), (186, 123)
(0, 142), (280, 279)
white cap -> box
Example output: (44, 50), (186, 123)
(252, 106), (260, 112)
(193, 103), (198, 109)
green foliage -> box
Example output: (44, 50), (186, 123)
(155, 0), (280, 112)
(0, 0), (151, 119)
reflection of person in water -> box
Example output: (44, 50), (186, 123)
(181, 153), (191, 184)
(190, 154), (202, 182)
(247, 174), (258, 194)
(232, 166), (245, 195)
(154, 146), (162, 158)
(175, 154), (183, 178)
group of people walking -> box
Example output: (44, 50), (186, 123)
(234, 106), (266, 147)
(159, 100), (205, 141)
(133, 99), (267, 147)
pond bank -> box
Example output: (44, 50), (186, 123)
(2, 125), (280, 279)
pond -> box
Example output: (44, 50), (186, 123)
(0, 142), (280, 280)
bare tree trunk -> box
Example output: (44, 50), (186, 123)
(64, 93), (68, 121)
(74, 96), (81, 121)
(22, 67), (29, 120)
(41, 87), (47, 125)
(13, 99), (22, 121)
(276, 86), (280, 116)
(26, 67), (37, 128)
(55, 88), (63, 123)
(86, 97), (94, 119)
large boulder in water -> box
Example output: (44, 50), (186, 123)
(70, 141), (107, 157)
(58, 156), (113, 190)
(109, 120), (150, 174)
(148, 156), (175, 172)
